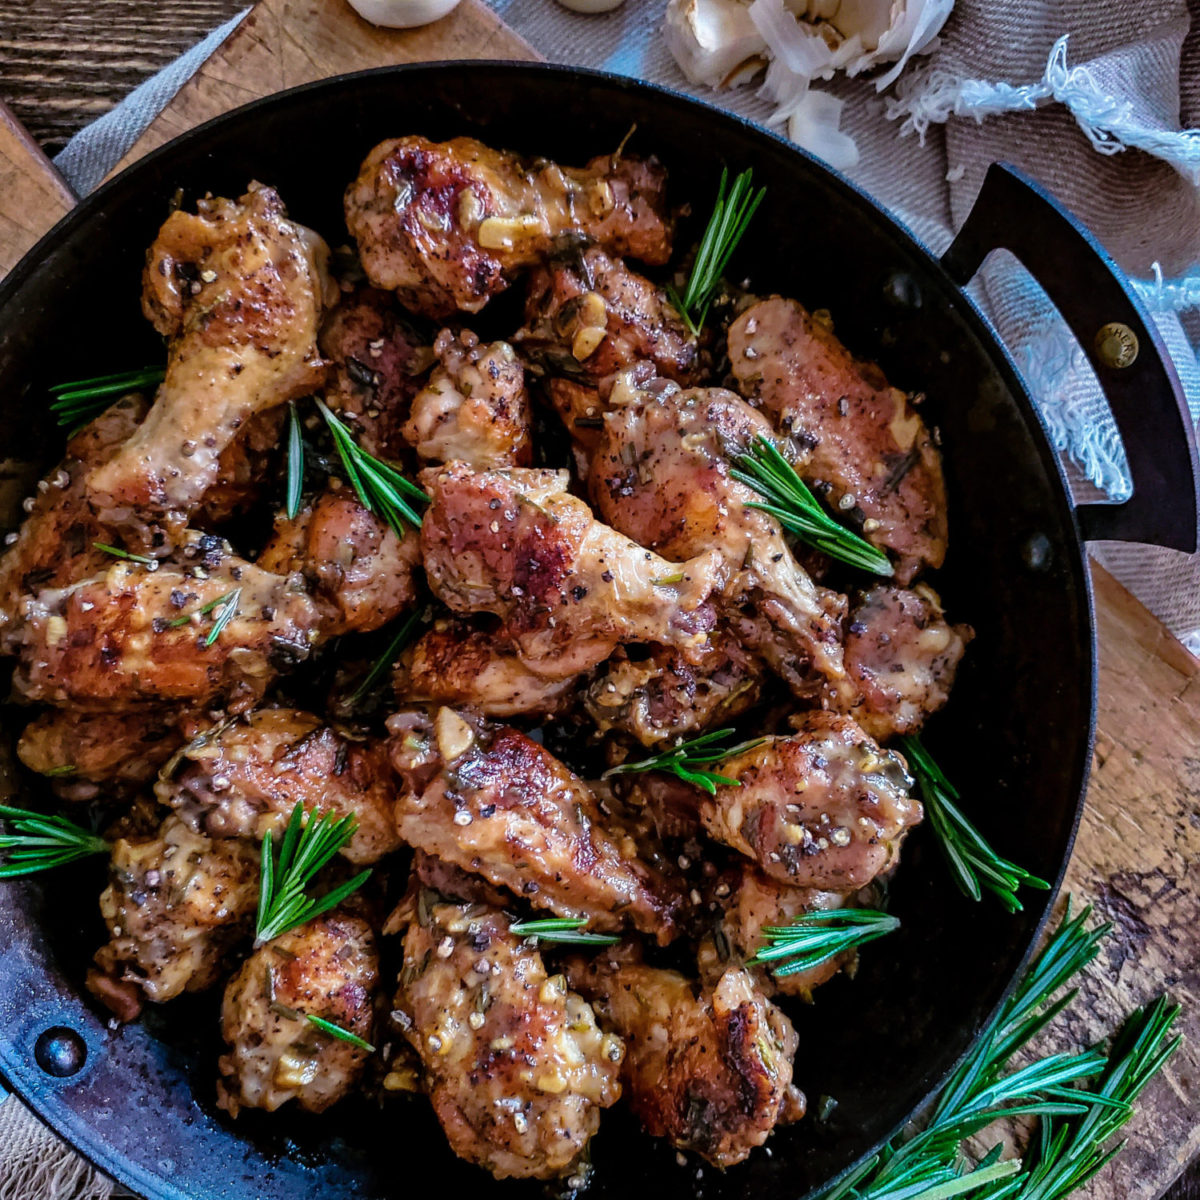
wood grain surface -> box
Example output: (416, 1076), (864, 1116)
(0, 4), (1198, 1199)
(0, 100), (75, 275)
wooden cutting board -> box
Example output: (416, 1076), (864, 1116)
(0, 4), (1197, 1198)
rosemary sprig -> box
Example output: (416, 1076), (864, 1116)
(94, 541), (157, 567)
(162, 588), (242, 646)
(255, 802), (371, 946)
(305, 1013), (375, 1053)
(603, 727), (765, 795)
(731, 436), (893, 575)
(747, 908), (899, 978)
(49, 367), (165, 430)
(316, 399), (426, 535)
(509, 917), (620, 946)
(900, 735), (1050, 914)
(348, 608), (426, 707)
(286, 401), (305, 520)
(667, 167), (765, 335)
(0, 805), (109, 878)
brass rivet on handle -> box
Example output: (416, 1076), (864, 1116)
(1094, 322), (1139, 369)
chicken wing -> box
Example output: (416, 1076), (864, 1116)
(345, 136), (672, 317)
(158, 707), (401, 864)
(392, 896), (623, 1180)
(728, 298), (947, 583)
(590, 382), (850, 702)
(402, 330), (532, 468)
(387, 707), (682, 941)
(12, 536), (321, 711)
(258, 487), (420, 635)
(845, 583), (972, 742)
(565, 949), (804, 1167)
(699, 711), (919, 890)
(89, 814), (259, 1013)
(420, 462), (721, 678)
(395, 619), (576, 717)
(87, 184), (335, 550)
(218, 912), (379, 1116)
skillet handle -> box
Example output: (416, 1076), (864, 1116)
(940, 162), (1199, 552)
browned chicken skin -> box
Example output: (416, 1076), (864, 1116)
(566, 948), (804, 1167)
(346, 136), (672, 318)
(395, 619), (576, 718)
(387, 707), (682, 941)
(218, 912), (379, 1116)
(728, 298), (947, 583)
(700, 711), (920, 890)
(12, 537), (320, 712)
(392, 896), (623, 1180)
(419, 462), (721, 678)
(89, 814), (259, 1013)
(402, 330), (532, 468)
(88, 184), (336, 551)
(846, 584), (972, 741)
(158, 707), (402, 864)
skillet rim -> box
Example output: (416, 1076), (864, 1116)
(0, 58), (1096, 1200)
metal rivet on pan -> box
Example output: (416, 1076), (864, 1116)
(1094, 322), (1139, 369)
(1023, 533), (1053, 572)
(33, 1027), (87, 1078)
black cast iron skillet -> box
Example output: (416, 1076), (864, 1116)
(0, 62), (1195, 1200)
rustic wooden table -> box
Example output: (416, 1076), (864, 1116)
(1, 3), (1198, 1199)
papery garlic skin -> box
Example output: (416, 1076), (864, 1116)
(663, 0), (768, 88)
(347, 0), (463, 28)
(787, 89), (860, 170)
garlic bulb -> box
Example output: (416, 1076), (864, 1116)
(556, 0), (626, 10)
(663, 0), (767, 87)
(347, 0), (463, 29)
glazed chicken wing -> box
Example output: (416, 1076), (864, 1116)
(565, 950), (804, 1167)
(590, 381), (850, 702)
(12, 535), (321, 711)
(392, 896), (623, 1180)
(89, 814), (259, 1014)
(158, 708), (401, 864)
(345, 136), (672, 317)
(87, 184), (335, 550)
(845, 584), (972, 741)
(728, 298), (947, 583)
(387, 707), (682, 941)
(395, 619), (576, 718)
(402, 330), (532, 468)
(700, 711), (920, 890)
(420, 462), (721, 678)
(218, 912), (379, 1116)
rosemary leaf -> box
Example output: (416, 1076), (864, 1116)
(286, 401), (305, 520)
(93, 542), (157, 567)
(509, 918), (620, 946)
(203, 587), (242, 647)
(747, 908), (899, 977)
(305, 1013), (375, 1053)
(602, 727), (765, 795)
(349, 608), (426, 707)
(0, 804), (109, 878)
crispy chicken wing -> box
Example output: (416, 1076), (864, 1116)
(590, 382), (850, 702)
(345, 136), (672, 317)
(845, 584), (972, 741)
(728, 298), (947, 583)
(392, 896), (623, 1180)
(565, 950), (804, 1167)
(12, 536), (321, 711)
(218, 912), (379, 1116)
(402, 330), (532, 468)
(0, 395), (147, 643)
(158, 708), (401, 864)
(387, 707), (682, 941)
(87, 184), (335, 550)
(700, 711), (919, 890)
(89, 814), (259, 1013)
(395, 619), (576, 717)
(258, 488), (420, 635)
(420, 462), (721, 678)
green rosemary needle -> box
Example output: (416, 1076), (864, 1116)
(731, 436), (893, 575)
(667, 167), (765, 336)
(286, 401), (305, 520)
(348, 608), (426, 707)
(603, 727), (765, 795)
(255, 802), (371, 946)
(747, 909), (899, 978)
(316, 399), (426, 535)
(93, 541), (157, 567)
(899, 735), (1049, 913)
(0, 805), (109, 878)
(161, 588), (241, 646)
(508, 918), (620, 946)
(305, 1013), (375, 1053)
(49, 366), (165, 430)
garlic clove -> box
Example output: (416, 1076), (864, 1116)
(663, 0), (768, 88)
(346, 0), (463, 29)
